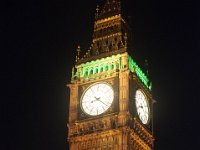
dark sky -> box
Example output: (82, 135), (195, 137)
(3, 0), (200, 150)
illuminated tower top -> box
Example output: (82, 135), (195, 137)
(97, 0), (121, 20)
(76, 0), (130, 65)
(72, 0), (151, 91)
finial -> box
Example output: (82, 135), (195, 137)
(72, 67), (75, 80)
(117, 0), (121, 12)
(88, 46), (91, 57)
(124, 33), (128, 48)
(149, 82), (153, 91)
(76, 45), (81, 62)
(95, 4), (100, 19)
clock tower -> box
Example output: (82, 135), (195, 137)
(67, 0), (154, 149)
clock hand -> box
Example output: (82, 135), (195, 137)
(90, 108), (94, 114)
(139, 105), (143, 109)
(92, 97), (109, 107)
(96, 109), (99, 115)
(98, 99), (108, 106)
(95, 97), (100, 100)
(91, 97), (100, 103)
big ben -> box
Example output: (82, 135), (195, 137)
(67, 0), (154, 149)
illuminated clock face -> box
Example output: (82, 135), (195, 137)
(81, 83), (114, 116)
(135, 89), (149, 124)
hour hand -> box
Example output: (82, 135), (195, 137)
(91, 97), (100, 103)
(139, 105), (143, 109)
(95, 97), (100, 100)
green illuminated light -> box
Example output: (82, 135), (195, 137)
(71, 53), (151, 91)
(128, 55), (151, 90)
(76, 54), (124, 78)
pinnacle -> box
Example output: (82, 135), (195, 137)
(98, 0), (121, 19)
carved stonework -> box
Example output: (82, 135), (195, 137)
(67, 0), (154, 149)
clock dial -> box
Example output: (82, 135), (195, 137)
(135, 89), (149, 124)
(81, 83), (114, 116)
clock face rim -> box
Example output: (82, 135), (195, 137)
(80, 82), (114, 116)
(135, 89), (150, 125)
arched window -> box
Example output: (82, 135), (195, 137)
(85, 71), (88, 76)
(105, 65), (109, 71)
(100, 67), (103, 72)
(111, 64), (115, 69)
(90, 69), (93, 75)
(95, 68), (98, 73)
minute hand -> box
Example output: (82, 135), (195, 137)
(98, 99), (108, 106)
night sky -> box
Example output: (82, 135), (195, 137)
(3, 0), (200, 150)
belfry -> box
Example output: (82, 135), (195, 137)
(67, 0), (154, 149)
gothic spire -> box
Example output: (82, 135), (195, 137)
(98, 0), (121, 19)
(95, 4), (100, 19)
(76, 45), (81, 62)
